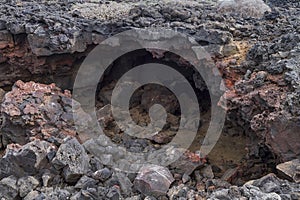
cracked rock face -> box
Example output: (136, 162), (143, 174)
(225, 31), (300, 162)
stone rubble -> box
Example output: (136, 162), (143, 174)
(0, 80), (78, 147)
(0, 140), (53, 179)
(17, 176), (40, 198)
(209, 173), (300, 200)
(0, 0), (299, 199)
(0, 83), (298, 196)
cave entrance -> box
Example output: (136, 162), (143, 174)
(94, 48), (256, 185)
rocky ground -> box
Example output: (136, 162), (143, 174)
(0, 0), (299, 199)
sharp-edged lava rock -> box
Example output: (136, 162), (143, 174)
(52, 138), (90, 183)
(0, 0), (299, 199)
(134, 165), (175, 197)
(224, 31), (300, 162)
(0, 80), (297, 199)
(277, 159), (300, 183)
(209, 173), (300, 200)
(0, 80), (77, 147)
(0, 140), (53, 180)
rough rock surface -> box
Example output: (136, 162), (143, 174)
(0, 140), (53, 179)
(0, 176), (19, 200)
(0, 80), (298, 199)
(0, 0), (298, 163)
(217, 0), (271, 18)
(224, 31), (300, 161)
(277, 159), (300, 183)
(52, 138), (90, 183)
(0, 0), (252, 88)
(0, 80), (80, 148)
(209, 173), (300, 200)
(0, 0), (299, 199)
(17, 176), (40, 197)
(134, 165), (175, 197)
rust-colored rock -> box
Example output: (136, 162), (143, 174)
(170, 151), (205, 176)
(0, 80), (77, 147)
(134, 165), (175, 197)
(266, 114), (300, 162)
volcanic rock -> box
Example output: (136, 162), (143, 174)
(0, 80), (77, 147)
(74, 175), (98, 190)
(0, 140), (53, 179)
(209, 173), (300, 200)
(277, 159), (300, 183)
(23, 191), (41, 200)
(92, 168), (112, 182)
(17, 176), (40, 197)
(106, 185), (122, 200)
(217, 0), (271, 18)
(170, 151), (205, 176)
(201, 165), (215, 179)
(0, 176), (18, 200)
(115, 171), (134, 196)
(134, 165), (174, 197)
(52, 138), (90, 183)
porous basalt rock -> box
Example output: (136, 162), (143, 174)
(224, 31), (300, 162)
(52, 138), (90, 183)
(0, 80), (78, 148)
(0, 0), (299, 199)
(0, 0), (236, 89)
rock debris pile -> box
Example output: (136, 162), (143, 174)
(0, 0), (299, 199)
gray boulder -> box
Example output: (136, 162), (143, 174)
(17, 176), (40, 197)
(0, 176), (18, 200)
(52, 138), (90, 183)
(0, 140), (52, 179)
(218, 0), (271, 18)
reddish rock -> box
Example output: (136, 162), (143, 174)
(134, 165), (174, 197)
(170, 151), (205, 176)
(225, 78), (298, 162)
(0, 80), (78, 147)
(150, 131), (176, 144)
(266, 114), (300, 162)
